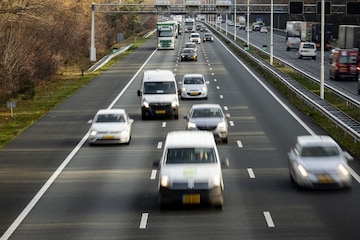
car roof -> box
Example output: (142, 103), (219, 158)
(183, 73), (204, 78)
(143, 69), (174, 82)
(165, 131), (216, 148)
(191, 103), (222, 109)
(96, 109), (126, 115)
(296, 135), (338, 147)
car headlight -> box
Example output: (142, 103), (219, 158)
(142, 100), (149, 108)
(160, 175), (170, 188)
(187, 122), (197, 130)
(338, 164), (350, 176)
(90, 130), (97, 136)
(171, 99), (178, 108)
(212, 175), (221, 187)
(201, 86), (207, 92)
(182, 87), (187, 92)
(217, 121), (227, 131)
(297, 164), (308, 177)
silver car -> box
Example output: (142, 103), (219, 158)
(288, 135), (352, 189)
(88, 109), (134, 145)
(184, 104), (229, 143)
(179, 74), (208, 99)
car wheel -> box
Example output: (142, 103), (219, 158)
(312, 56), (316, 60)
(222, 137), (228, 144)
(141, 110), (147, 120)
(174, 114), (179, 120)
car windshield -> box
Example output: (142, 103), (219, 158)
(183, 49), (194, 53)
(166, 147), (216, 164)
(191, 108), (223, 118)
(302, 44), (315, 49)
(185, 43), (196, 48)
(143, 82), (176, 94)
(184, 77), (204, 84)
(95, 114), (125, 123)
(300, 146), (340, 157)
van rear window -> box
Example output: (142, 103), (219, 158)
(166, 148), (216, 164)
(338, 56), (357, 64)
(144, 82), (176, 94)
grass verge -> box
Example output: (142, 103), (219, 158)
(0, 36), (150, 149)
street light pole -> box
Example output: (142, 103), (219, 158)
(320, 0), (325, 99)
(270, 0), (273, 65)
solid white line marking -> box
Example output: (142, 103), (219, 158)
(157, 142), (162, 149)
(150, 170), (157, 180)
(263, 211), (275, 227)
(139, 213), (149, 229)
(247, 168), (255, 178)
(162, 122), (166, 127)
(0, 47), (160, 240)
(237, 140), (243, 148)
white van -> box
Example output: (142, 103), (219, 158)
(157, 131), (225, 208)
(137, 69), (179, 120)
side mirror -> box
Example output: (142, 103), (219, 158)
(87, 119), (93, 124)
(129, 119), (134, 124)
(153, 160), (160, 168)
(137, 89), (142, 96)
(344, 151), (353, 161)
(221, 158), (230, 167)
(183, 115), (189, 120)
(225, 113), (231, 119)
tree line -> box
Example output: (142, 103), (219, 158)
(0, 0), (156, 102)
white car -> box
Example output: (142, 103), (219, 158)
(190, 32), (201, 44)
(184, 41), (197, 52)
(88, 109), (134, 145)
(298, 42), (317, 60)
(288, 135), (352, 189)
(260, 26), (268, 33)
(179, 74), (208, 99)
(157, 131), (225, 208)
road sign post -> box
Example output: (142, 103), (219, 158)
(6, 102), (16, 118)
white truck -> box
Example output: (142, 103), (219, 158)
(285, 21), (312, 41)
(238, 16), (246, 29)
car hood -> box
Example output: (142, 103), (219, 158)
(143, 94), (178, 103)
(161, 164), (222, 182)
(183, 84), (206, 90)
(300, 156), (347, 171)
(190, 117), (223, 126)
(91, 122), (127, 132)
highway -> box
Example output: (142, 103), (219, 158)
(1, 31), (360, 240)
(222, 24), (359, 96)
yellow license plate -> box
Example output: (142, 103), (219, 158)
(182, 194), (200, 204)
(190, 92), (199, 96)
(103, 135), (115, 140)
(317, 174), (334, 183)
(156, 110), (166, 114)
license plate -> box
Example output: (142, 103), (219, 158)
(103, 135), (115, 140)
(317, 174), (334, 183)
(190, 92), (199, 96)
(156, 110), (166, 114)
(182, 194), (200, 204)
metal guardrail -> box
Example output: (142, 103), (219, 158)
(208, 23), (360, 143)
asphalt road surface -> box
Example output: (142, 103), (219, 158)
(1, 32), (360, 240)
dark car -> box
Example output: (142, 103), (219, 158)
(180, 48), (198, 61)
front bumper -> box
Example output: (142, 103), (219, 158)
(159, 186), (223, 207)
